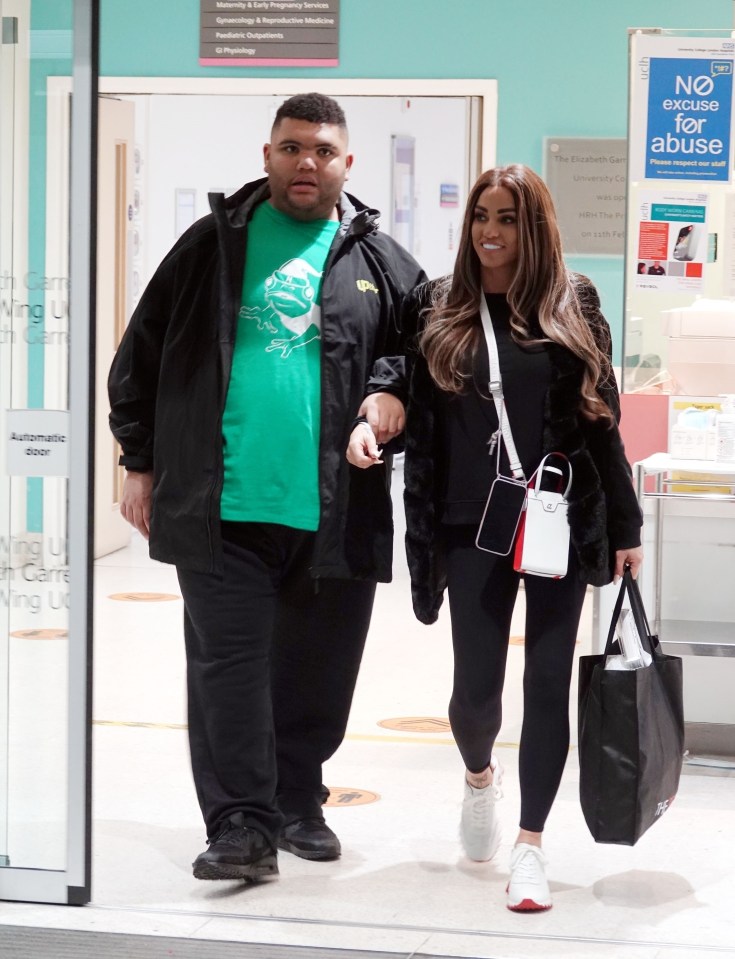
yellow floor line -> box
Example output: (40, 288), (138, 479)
(92, 720), (523, 750)
(346, 733), (456, 746)
(94, 720), (187, 730)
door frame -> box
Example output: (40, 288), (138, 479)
(0, 0), (96, 907)
(33, 72), (494, 907)
(97, 77), (497, 176)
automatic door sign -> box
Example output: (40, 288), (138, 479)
(324, 787), (380, 807)
(109, 592), (180, 602)
(6, 410), (70, 477)
(377, 717), (451, 733)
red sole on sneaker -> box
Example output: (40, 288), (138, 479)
(507, 898), (552, 912)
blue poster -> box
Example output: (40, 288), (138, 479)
(646, 57), (733, 181)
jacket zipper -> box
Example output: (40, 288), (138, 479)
(310, 227), (350, 584)
(206, 193), (250, 571)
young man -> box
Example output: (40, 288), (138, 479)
(108, 93), (424, 881)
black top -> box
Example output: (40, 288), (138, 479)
(404, 274), (643, 623)
(438, 294), (551, 524)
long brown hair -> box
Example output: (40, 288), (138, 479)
(420, 164), (613, 422)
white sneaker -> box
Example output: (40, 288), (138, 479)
(506, 842), (552, 912)
(459, 755), (503, 861)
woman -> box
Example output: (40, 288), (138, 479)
(349, 165), (643, 912)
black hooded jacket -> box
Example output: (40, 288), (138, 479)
(108, 178), (426, 579)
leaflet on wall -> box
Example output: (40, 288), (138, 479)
(629, 34), (735, 183)
(634, 190), (708, 292)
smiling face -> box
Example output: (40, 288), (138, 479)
(470, 185), (519, 293)
(263, 117), (353, 222)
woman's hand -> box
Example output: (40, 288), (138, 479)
(613, 546), (643, 583)
(346, 423), (383, 469)
(358, 392), (405, 445)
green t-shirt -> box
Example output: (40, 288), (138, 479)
(220, 202), (339, 529)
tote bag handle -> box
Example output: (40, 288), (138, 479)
(604, 567), (659, 660)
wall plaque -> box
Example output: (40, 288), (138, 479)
(544, 137), (627, 256)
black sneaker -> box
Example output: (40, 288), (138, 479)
(193, 814), (278, 881)
(277, 817), (341, 861)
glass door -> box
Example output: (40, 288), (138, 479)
(0, 0), (96, 904)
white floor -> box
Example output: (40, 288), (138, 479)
(1, 479), (734, 959)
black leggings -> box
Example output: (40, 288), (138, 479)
(444, 525), (587, 833)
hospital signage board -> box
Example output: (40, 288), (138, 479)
(544, 138), (627, 255)
(200, 0), (339, 67)
(630, 34), (735, 183)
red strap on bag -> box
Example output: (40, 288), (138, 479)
(512, 476), (533, 572)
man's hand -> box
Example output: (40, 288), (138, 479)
(613, 546), (643, 584)
(358, 392), (405, 445)
(120, 471), (153, 539)
(346, 423), (383, 469)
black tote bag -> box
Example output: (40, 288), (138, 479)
(578, 569), (684, 845)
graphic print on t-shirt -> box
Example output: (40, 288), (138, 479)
(241, 257), (323, 358)
(220, 201), (339, 531)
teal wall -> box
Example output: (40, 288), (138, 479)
(100, 0), (733, 362)
(27, 1), (73, 530)
(21, 0), (729, 529)
(99, 0), (732, 167)
(98, 0), (733, 361)
(29, 2), (73, 410)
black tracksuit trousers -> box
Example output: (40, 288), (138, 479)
(176, 522), (376, 845)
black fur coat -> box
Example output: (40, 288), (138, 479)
(403, 277), (643, 625)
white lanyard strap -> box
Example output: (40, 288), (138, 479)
(478, 296), (525, 481)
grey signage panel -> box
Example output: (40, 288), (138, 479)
(200, 42), (336, 59)
(201, 0), (339, 9)
(544, 137), (627, 256)
(200, 0), (339, 64)
(202, 28), (336, 44)
(201, 12), (339, 27)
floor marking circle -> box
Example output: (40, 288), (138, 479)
(109, 592), (180, 602)
(377, 717), (451, 733)
(10, 628), (69, 640)
(324, 787), (380, 807)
